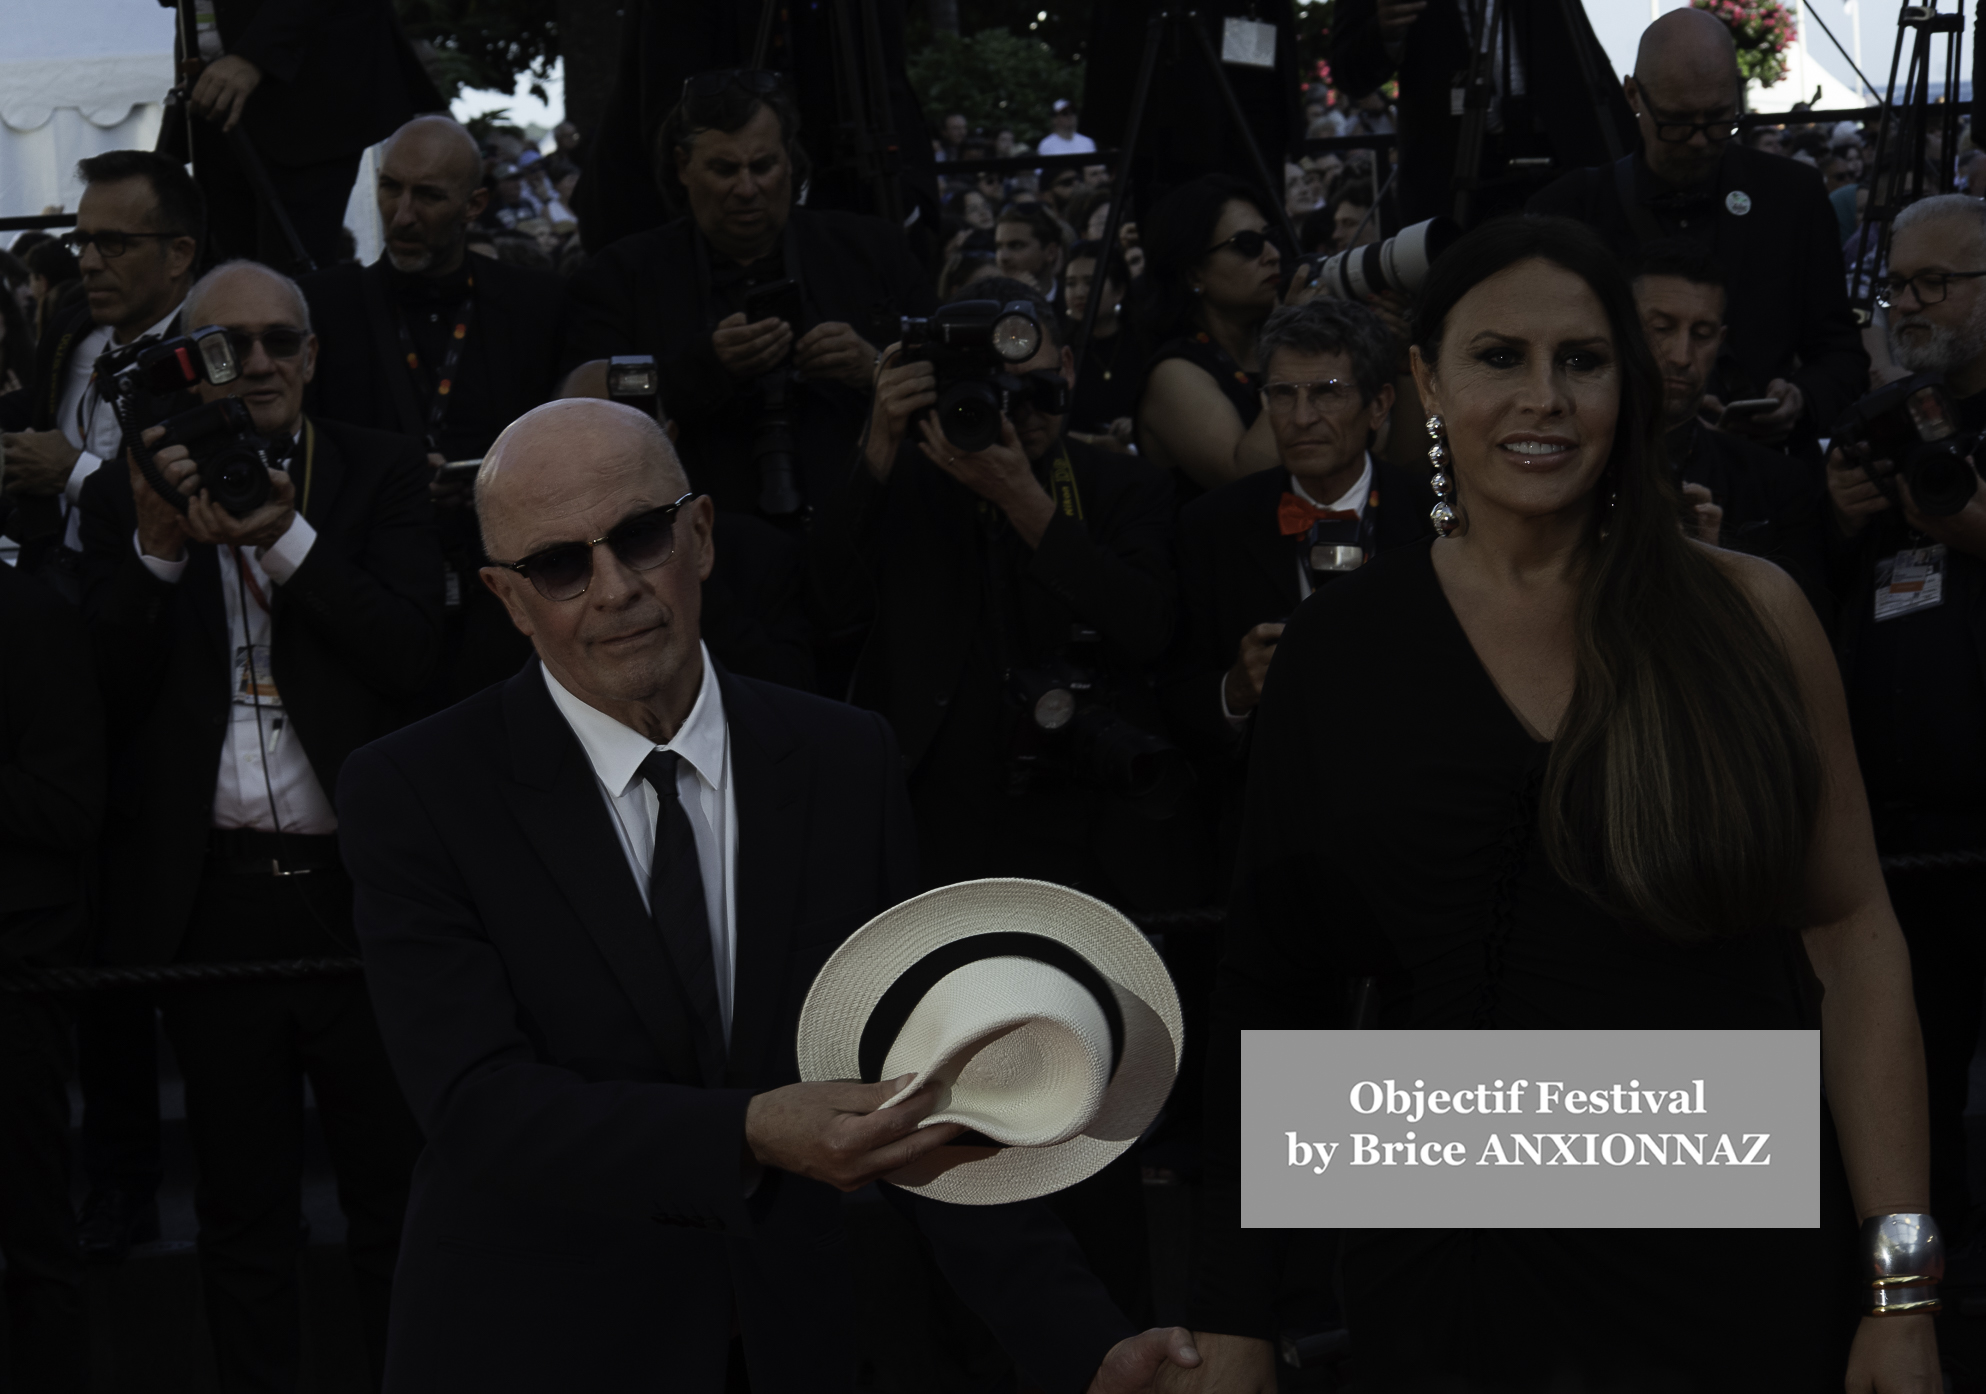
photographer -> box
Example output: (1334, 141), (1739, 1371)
(813, 275), (1185, 903)
(1825, 193), (1986, 1251)
(1, 152), (198, 591)
(75, 259), (440, 1391)
(1629, 242), (1829, 619)
(1163, 299), (1431, 875)
(562, 70), (932, 522)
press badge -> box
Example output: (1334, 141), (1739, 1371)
(1874, 545), (1947, 622)
(233, 644), (282, 705)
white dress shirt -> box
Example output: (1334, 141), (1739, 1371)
(1220, 454), (1374, 727)
(1035, 131), (1098, 157)
(136, 428), (333, 833)
(57, 302), (185, 552)
(543, 646), (740, 1039)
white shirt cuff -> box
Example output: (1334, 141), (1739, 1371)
(1220, 672), (1249, 730)
(257, 514), (317, 584)
(65, 452), (103, 504)
(134, 528), (187, 583)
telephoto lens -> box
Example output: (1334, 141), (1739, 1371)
(1316, 218), (1461, 303)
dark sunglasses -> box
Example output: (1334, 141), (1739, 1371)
(491, 494), (696, 602)
(59, 229), (188, 259)
(225, 328), (307, 361)
(1205, 228), (1274, 260)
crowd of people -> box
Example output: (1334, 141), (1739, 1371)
(1, 0), (1984, 1388)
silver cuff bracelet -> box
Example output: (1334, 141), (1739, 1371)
(1861, 1213), (1944, 1316)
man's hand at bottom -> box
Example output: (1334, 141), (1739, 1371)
(1134, 1332), (1277, 1393)
(1088, 1327), (1201, 1392)
(744, 1076), (962, 1191)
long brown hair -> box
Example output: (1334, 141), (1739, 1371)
(1411, 218), (1821, 941)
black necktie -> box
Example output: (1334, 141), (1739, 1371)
(638, 750), (725, 1086)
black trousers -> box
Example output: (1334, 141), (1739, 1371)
(1888, 866), (1986, 1239)
(0, 971), (87, 1393)
(163, 862), (422, 1394)
(192, 119), (361, 273)
(75, 992), (162, 1201)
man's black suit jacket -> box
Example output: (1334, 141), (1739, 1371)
(1163, 461), (1435, 763)
(335, 661), (1133, 1392)
(810, 435), (1176, 775)
(0, 564), (103, 967)
(562, 209), (935, 516)
(199, 0), (443, 168)
(1529, 145), (1868, 437)
(76, 416), (443, 963)
(298, 257), (568, 452)
(1327, 0), (1634, 223)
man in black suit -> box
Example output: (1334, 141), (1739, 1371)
(77, 259), (441, 1393)
(335, 397), (1199, 1392)
(1165, 298), (1432, 875)
(0, 148), (201, 1262)
(1, 152), (200, 593)
(300, 115), (566, 703)
(1326, 0), (1634, 224)
(814, 277), (1183, 906)
(1527, 8), (1867, 454)
(562, 71), (933, 522)
(0, 563), (104, 1394)
(172, 0), (444, 270)
(1629, 241), (1830, 621)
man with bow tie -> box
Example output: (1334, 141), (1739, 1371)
(1163, 299), (1431, 874)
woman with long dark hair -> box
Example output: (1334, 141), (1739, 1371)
(1132, 174), (1308, 495)
(1187, 218), (1939, 1391)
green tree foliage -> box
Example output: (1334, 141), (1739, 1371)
(907, 28), (1085, 144)
(394, 0), (558, 103)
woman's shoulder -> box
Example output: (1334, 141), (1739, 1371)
(1700, 543), (1810, 629)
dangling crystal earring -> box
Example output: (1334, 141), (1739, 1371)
(1426, 414), (1457, 537)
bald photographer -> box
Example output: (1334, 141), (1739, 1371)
(75, 259), (441, 1390)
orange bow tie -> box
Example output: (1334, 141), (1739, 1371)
(1278, 492), (1359, 536)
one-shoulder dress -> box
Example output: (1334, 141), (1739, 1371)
(1192, 537), (1862, 1392)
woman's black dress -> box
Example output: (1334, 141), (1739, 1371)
(1135, 331), (1260, 509)
(1193, 538), (1861, 1392)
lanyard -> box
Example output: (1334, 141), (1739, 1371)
(393, 277), (474, 438)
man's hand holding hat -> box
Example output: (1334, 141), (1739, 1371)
(743, 1075), (963, 1191)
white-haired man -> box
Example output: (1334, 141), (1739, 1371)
(76, 258), (442, 1391)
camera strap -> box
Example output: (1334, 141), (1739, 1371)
(392, 277), (475, 439)
(1046, 443), (1084, 521)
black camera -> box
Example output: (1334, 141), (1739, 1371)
(99, 326), (278, 517)
(1831, 372), (1982, 518)
(1006, 630), (1192, 812)
(900, 299), (1068, 452)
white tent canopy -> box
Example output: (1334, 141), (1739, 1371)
(1, 1), (176, 219)
(2, 0), (382, 263)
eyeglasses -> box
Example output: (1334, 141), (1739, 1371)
(1205, 228), (1274, 260)
(224, 328), (307, 361)
(1637, 98), (1741, 145)
(491, 494), (696, 601)
(59, 229), (188, 259)
(1262, 379), (1360, 414)
(1876, 269), (1986, 309)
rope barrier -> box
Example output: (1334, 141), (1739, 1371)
(6, 854), (1980, 994)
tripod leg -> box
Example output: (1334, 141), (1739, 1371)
(1073, 14), (1166, 388)
(225, 126), (317, 274)
(1181, 17), (1304, 257)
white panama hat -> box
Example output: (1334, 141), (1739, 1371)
(796, 878), (1184, 1206)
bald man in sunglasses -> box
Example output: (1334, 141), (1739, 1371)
(74, 258), (442, 1393)
(335, 397), (1199, 1393)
